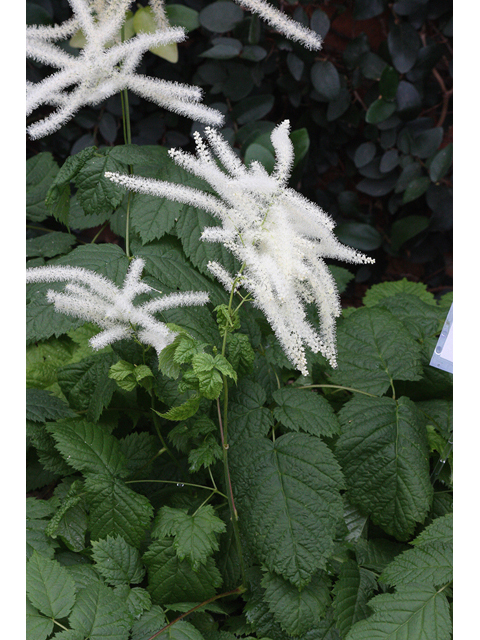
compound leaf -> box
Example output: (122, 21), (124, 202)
(230, 433), (345, 587)
(69, 581), (130, 640)
(273, 387), (340, 438)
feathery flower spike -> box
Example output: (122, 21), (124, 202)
(106, 121), (375, 376)
(232, 1), (322, 50)
(26, 0), (223, 139)
(26, 258), (209, 355)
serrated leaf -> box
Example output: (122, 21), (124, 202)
(332, 560), (377, 637)
(188, 435), (223, 472)
(27, 551), (76, 619)
(75, 149), (126, 215)
(119, 431), (158, 474)
(26, 231), (76, 258)
(230, 433), (345, 587)
(26, 599), (54, 640)
(262, 570), (331, 637)
(355, 538), (407, 574)
(374, 294), (445, 341)
(380, 514), (452, 588)
(27, 498), (58, 560)
(114, 586), (151, 618)
(330, 307), (423, 396)
(153, 505), (226, 570)
(57, 352), (119, 422)
(26, 389), (76, 423)
(416, 400), (452, 442)
(346, 584), (452, 640)
(85, 474), (154, 547)
(69, 582), (130, 640)
(92, 535), (145, 585)
(155, 394), (202, 421)
(46, 418), (127, 477)
(131, 605), (168, 640)
(363, 278), (435, 306)
(228, 380), (273, 446)
(143, 537), (222, 604)
(226, 333), (255, 376)
(28, 421), (74, 477)
(336, 395), (433, 540)
(46, 481), (88, 552)
(273, 387), (340, 438)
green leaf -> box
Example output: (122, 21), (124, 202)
(402, 180), (431, 205)
(355, 538), (407, 574)
(165, 4), (200, 31)
(26, 599), (54, 640)
(380, 514), (452, 587)
(46, 418), (127, 477)
(92, 535), (145, 585)
(119, 431), (158, 474)
(330, 307), (423, 396)
(188, 435), (223, 472)
(365, 98), (396, 124)
(46, 480), (88, 552)
(27, 152), (60, 223)
(155, 394), (202, 421)
(115, 586), (151, 618)
(26, 336), (77, 391)
(153, 505), (226, 570)
(231, 95), (275, 125)
(85, 474), (154, 547)
(429, 143), (453, 182)
(26, 232), (76, 259)
(227, 380), (273, 446)
(226, 333), (255, 376)
(199, 1), (244, 33)
(57, 352), (119, 422)
(379, 66), (399, 101)
(363, 278), (435, 306)
(273, 387), (340, 438)
(336, 395), (433, 540)
(26, 389), (76, 423)
(230, 433), (345, 587)
(262, 570), (331, 637)
(143, 537), (222, 604)
(131, 605), (167, 640)
(45, 147), (97, 224)
(311, 60), (341, 100)
(290, 128), (310, 167)
(411, 128), (443, 159)
(27, 497), (58, 560)
(374, 294), (445, 341)
(335, 222), (382, 252)
(332, 560), (377, 637)
(390, 214), (429, 250)
(387, 22), (421, 73)
(244, 143), (275, 173)
(360, 52), (387, 80)
(75, 149), (127, 216)
(346, 584), (451, 640)
(68, 582), (130, 640)
(27, 551), (76, 619)
(109, 360), (137, 392)
(354, 142), (376, 168)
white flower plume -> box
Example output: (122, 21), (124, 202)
(106, 121), (375, 375)
(26, 0), (223, 139)
(233, 1), (322, 50)
(26, 257), (209, 355)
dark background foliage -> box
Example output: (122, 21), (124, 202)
(26, 0), (453, 304)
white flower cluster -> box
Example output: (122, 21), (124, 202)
(106, 121), (375, 375)
(26, 0), (321, 139)
(26, 0), (222, 139)
(25, 257), (209, 355)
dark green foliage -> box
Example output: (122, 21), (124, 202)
(26, 1), (452, 638)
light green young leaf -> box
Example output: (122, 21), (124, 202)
(336, 395), (433, 540)
(26, 551), (76, 619)
(273, 387), (340, 438)
(332, 560), (377, 637)
(230, 433), (345, 587)
(345, 584), (452, 640)
(92, 535), (145, 585)
(153, 505), (226, 570)
(68, 582), (130, 640)
(46, 418), (128, 477)
(262, 570), (331, 637)
(85, 474), (154, 547)
(330, 307), (423, 396)
(143, 537), (222, 604)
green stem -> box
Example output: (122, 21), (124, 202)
(296, 384), (378, 398)
(53, 620), (69, 631)
(90, 221), (109, 244)
(149, 393), (185, 477)
(126, 479), (227, 499)
(119, 85), (133, 258)
(146, 586), (246, 640)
